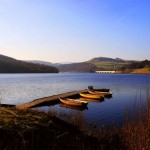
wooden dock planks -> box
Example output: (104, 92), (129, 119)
(16, 89), (87, 109)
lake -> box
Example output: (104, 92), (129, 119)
(0, 73), (150, 126)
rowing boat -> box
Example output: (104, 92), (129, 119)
(88, 86), (110, 92)
(88, 90), (112, 97)
(59, 98), (88, 107)
(59, 103), (88, 111)
(79, 97), (104, 103)
(79, 92), (104, 99)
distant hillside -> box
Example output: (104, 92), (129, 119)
(56, 57), (136, 72)
(26, 60), (96, 72)
(58, 62), (96, 72)
(90, 57), (125, 62)
(26, 60), (53, 66)
(25, 60), (61, 67)
(87, 57), (135, 71)
(13, 56), (148, 73)
(0, 54), (59, 73)
(120, 60), (150, 73)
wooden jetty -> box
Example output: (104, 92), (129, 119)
(16, 89), (87, 109)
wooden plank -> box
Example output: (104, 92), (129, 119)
(16, 89), (87, 109)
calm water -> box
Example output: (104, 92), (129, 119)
(0, 73), (150, 126)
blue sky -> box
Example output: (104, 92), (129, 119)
(0, 0), (150, 62)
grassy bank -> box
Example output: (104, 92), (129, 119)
(0, 98), (150, 150)
(0, 107), (124, 150)
(117, 67), (150, 74)
(131, 67), (150, 74)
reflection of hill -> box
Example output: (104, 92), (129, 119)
(0, 54), (59, 73)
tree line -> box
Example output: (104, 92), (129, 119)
(120, 60), (150, 72)
(0, 54), (59, 73)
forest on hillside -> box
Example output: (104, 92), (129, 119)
(58, 62), (96, 72)
(120, 60), (150, 72)
(0, 55), (59, 73)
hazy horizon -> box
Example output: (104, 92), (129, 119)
(24, 56), (147, 63)
(1, 53), (147, 64)
(0, 0), (150, 63)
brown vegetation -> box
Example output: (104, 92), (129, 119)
(120, 60), (150, 74)
(1, 96), (150, 150)
(0, 107), (106, 149)
(121, 98), (150, 150)
(131, 67), (150, 74)
(0, 107), (124, 150)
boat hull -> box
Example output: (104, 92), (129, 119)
(88, 86), (110, 92)
(59, 103), (87, 111)
(88, 90), (112, 97)
(59, 98), (88, 107)
(79, 93), (104, 99)
(79, 97), (104, 103)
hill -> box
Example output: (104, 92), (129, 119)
(26, 60), (53, 66)
(23, 56), (141, 73)
(0, 54), (59, 73)
(25, 60), (62, 68)
(58, 62), (96, 72)
(25, 60), (96, 73)
(87, 57), (135, 71)
(119, 60), (150, 73)
(89, 57), (125, 62)
(57, 57), (134, 72)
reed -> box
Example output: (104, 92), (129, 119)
(69, 112), (125, 149)
(122, 87), (150, 150)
